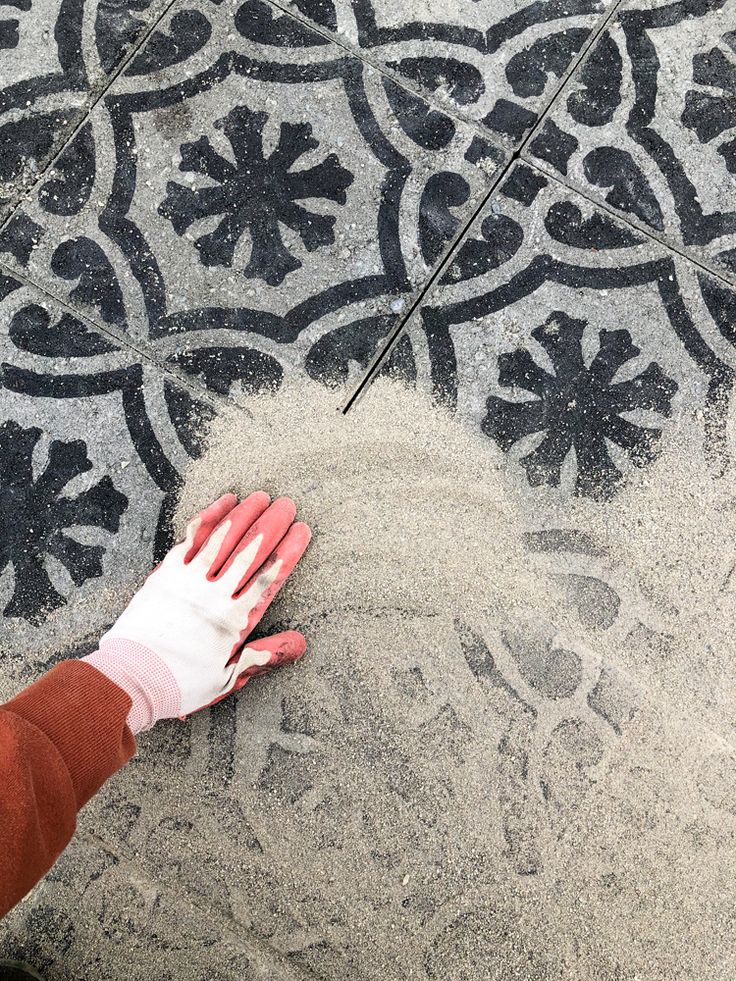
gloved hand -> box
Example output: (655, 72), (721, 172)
(82, 492), (311, 733)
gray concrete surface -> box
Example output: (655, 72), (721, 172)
(1, 0), (736, 977)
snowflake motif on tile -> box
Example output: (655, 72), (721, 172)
(482, 312), (678, 500)
(682, 30), (736, 175)
(159, 105), (354, 287)
(0, 421), (128, 622)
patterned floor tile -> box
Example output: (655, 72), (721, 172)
(0, 0), (171, 216)
(47, 604), (735, 980)
(0, 270), (216, 660)
(3, 2), (735, 976)
(1, 0), (504, 398)
(279, 0), (617, 148)
(379, 161), (736, 505)
(525, 0), (736, 283)
(0, 835), (301, 981)
(67, 610), (644, 978)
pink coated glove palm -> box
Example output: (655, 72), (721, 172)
(85, 492), (311, 730)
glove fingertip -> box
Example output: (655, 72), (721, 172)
(279, 629), (307, 661)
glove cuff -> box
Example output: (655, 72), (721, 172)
(81, 640), (182, 734)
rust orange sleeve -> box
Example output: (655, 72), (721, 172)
(0, 661), (136, 917)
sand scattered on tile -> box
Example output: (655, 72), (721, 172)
(175, 377), (570, 650)
(171, 378), (736, 979)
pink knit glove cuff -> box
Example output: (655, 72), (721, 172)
(81, 640), (182, 735)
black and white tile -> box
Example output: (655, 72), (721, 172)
(1, 0), (504, 398)
(0, 273), (215, 654)
(526, 0), (736, 283)
(382, 161), (736, 503)
(281, 0), (617, 147)
(0, 0), (172, 215)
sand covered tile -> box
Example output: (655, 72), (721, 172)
(0, 0), (172, 218)
(280, 0), (616, 148)
(371, 159), (736, 733)
(55, 380), (735, 980)
(0, 0), (503, 400)
(0, 272), (219, 668)
(525, 0), (736, 284)
(0, 833), (298, 981)
(382, 160), (736, 508)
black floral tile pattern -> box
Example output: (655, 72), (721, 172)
(0, 273), (215, 651)
(3, 2), (736, 977)
(1, 0), (504, 399)
(526, 0), (736, 282)
(483, 311), (679, 500)
(378, 162), (736, 502)
(0, 0), (171, 215)
(282, 0), (617, 147)
(0, 418), (128, 621)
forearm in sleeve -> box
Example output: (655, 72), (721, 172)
(0, 661), (136, 917)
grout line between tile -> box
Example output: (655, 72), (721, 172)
(340, 161), (508, 413)
(0, 258), (237, 415)
(521, 0), (630, 150)
(524, 157), (736, 291)
(261, 0), (511, 155)
(0, 0), (190, 241)
(340, 0), (632, 413)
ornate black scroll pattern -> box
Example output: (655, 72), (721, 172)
(1, 2), (500, 399)
(285, 0), (609, 145)
(401, 169), (736, 499)
(529, 4), (736, 276)
(0, 0), (178, 208)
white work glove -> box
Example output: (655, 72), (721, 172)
(82, 493), (311, 732)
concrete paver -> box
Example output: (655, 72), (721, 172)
(380, 160), (736, 504)
(526, 0), (736, 284)
(0, 272), (215, 657)
(0, 0), (171, 217)
(1, 0), (735, 977)
(1, 0), (503, 397)
(280, 0), (618, 148)
(0, 834), (302, 981)
(42, 612), (736, 979)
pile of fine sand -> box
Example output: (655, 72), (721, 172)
(168, 378), (735, 980)
(175, 377), (570, 655)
